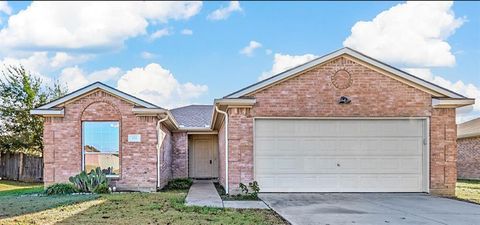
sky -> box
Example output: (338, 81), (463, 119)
(0, 1), (479, 122)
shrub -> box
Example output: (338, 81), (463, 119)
(239, 181), (260, 199)
(45, 183), (78, 195)
(69, 167), (109, 193)
(93, 183), (110, 194)
(165, 178), (193, 190)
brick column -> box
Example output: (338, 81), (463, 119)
(430, 108), (457, 196)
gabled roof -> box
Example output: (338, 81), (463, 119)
(171, 105), (213, 128)
(458, 117), (480, 139)
(37, 82), (161, 109)
(224, 47), (467, 99)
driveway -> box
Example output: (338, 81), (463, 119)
(260, 193), (480, 225)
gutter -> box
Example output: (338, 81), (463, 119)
(156, 114), (169, 188)
(215, 106), (229, 194)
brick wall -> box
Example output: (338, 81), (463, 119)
(172, 132), (188, 178)
(43, 90), (170, 191)
(218, 122), (226, 187)
(430, 108), (457, 196)
(457, 136), (480, 180)
(158, 123), (173, 189)
(225, 56), (457, 196)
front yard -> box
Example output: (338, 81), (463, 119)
(0, 181), (286, 225)
(1, 179), (478, 225)
(456, 179), (480, 204)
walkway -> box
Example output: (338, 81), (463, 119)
(185, 180), (223, 207)
(185, 180), (268, 209)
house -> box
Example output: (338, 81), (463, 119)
(457, 118), (480, 180)
(31, 47), (475, 196)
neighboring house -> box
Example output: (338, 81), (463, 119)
(31, 47), (475, 196)
(457, 118), (480, 180)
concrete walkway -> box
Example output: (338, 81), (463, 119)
(185, 180), (223, 207)
(185, 180), (268, 209)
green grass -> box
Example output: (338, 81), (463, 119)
(456, 179), (480, 204)
(0, 189), (286, 225)
(0, 180), (44, 197)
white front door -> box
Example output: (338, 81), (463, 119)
(254, 119), (427, 192)
(192, 139), (215, 178)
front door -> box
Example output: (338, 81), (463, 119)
(192, 139), (214, 178)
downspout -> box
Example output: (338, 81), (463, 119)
(156, 114), (169, 188)
(215, 106), (229, 194)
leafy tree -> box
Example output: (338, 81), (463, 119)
(0, 66), (67, 155)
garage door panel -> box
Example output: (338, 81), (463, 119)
(255, 119), (426, 192)
(257, 156), (421, 174)
(257, 174), (423, 192)
(257, 138), (423, 156)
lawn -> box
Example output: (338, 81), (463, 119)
(0, 182), (286, 225)
(456, 179), (480, 204)
(0, 180), (44, 197)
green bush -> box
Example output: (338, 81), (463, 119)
(239, 181), (260, 199)
(165, 178), (193, 190)
(45, 183), (78, 195)
(69, 167), (109, 193)
(93, 183), (110, 194)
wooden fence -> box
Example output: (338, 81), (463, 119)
(0, 152), (43, 182)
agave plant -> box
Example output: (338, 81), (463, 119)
(69, 167), (109, 193)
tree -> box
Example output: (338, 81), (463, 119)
(0, 66), (68, 155)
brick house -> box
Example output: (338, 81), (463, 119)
(457, 118), (480, 180)
(31, 48), (474, 196)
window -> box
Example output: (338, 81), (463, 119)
(82, 121), (120, 177)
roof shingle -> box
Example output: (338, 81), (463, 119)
(171, 105), (213, 128)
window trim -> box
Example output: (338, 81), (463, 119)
(81, 120), (121, 178)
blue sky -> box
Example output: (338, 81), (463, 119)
(0, 1), (479, 122)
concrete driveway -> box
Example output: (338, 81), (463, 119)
(260, 193), (480, 225)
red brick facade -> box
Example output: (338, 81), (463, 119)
(172, 132), (188, 178)
(457, 136), (480, 180)
(224, 57), (457, 196)
(43, 90), (172, 191)
(218, 122), (226, 187)
(41, 55), (462, 196)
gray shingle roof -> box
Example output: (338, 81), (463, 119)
(171, 105), (213, 128)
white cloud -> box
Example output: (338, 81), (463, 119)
(0, 52), (89, 83)
(343, 1), (464, 67)
(0, 1), (202, 51)
(240, 41), (262, 57)
(87, 67), (122, 83)
(207, 1), (242, 21)
(117, 63), (208, 108)
(59, 66), (122, 91)
(58, 67), (89, 91)
(0, 2), (12, 15)
(405, 68), (480, 120)
(259, 53), (317, 80)
(150, 28), (172, 40)
(141, 51), (156, 59)
(181, 29), (193, 35)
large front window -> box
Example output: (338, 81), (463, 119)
(82, 121), (120, 177)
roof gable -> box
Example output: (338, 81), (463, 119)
(37, 82), (161, 110)
(224, 47), (466, 99)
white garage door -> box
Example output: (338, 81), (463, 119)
(255, 119), (427, 192)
